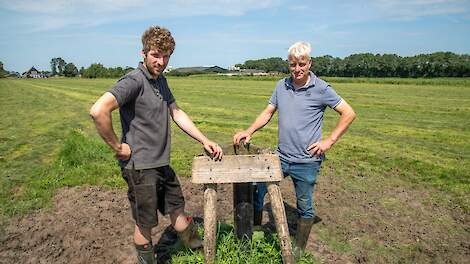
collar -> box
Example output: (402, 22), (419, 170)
(138, 62), (159, 81)
(285, 71), (316, 90)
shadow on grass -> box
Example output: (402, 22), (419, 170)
(262, 201), (322, 236)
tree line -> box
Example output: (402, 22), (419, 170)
(236, 52), (470, 77)
(3, 52), (469, 79)
(49, 58), (135, 78)
(80, 63), (134, 78)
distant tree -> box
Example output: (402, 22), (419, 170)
(238, 57), (288, 73)
(0, 61), (6, 78)
(124, 66), (134, 74)
(312, 55), (339, 76)
(50, 58), (57, 75)
(80, 64), (134, 78)
(376, 54), (401, 77)
(82, 63), (106, 78)
(56, 58), (66, 76)
(41, 70), (51, 77)
(50, 57), (67, 76)
(64, 63), (79, 77)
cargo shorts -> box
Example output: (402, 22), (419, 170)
(121, 166), (185, 228)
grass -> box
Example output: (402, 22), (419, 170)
(0, 76), (469, 262)
(179, 74), (470, 86)
(171, 224), (317, 264)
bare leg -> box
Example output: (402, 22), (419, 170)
(169, 210), (190, 232)
(170, 210), (203, 250)
(134, 225), (154, 264)
(134, 225), (152, 245)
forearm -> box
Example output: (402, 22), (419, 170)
(246, 109), (273, 135)
(91, 112), (121, 152)
(326, 111), (356, 144)
(172, 109), (209, 145)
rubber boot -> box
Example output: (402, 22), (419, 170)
(178, 218), (203, 250)
(135, 243), (155, 264)
(254, 209), (263, 226)
(294, 217), (314, 260)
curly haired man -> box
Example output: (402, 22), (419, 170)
(90, 26), (223, 263)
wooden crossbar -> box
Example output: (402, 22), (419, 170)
(191, 154), (282, 184)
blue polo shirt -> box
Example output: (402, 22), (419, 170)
(269, 72), (342, 163)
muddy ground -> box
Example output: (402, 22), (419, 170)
(1, 173), (469, 264)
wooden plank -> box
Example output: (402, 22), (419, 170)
(192, 154), (282, 184)
(204, 184), (217, 264)
(267, 183), (294, 264)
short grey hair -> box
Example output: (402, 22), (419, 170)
(288, 41), (311, 59)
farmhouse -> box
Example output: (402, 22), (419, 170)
(22, 66), (45, 78)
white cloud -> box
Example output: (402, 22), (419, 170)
(372, 0), (470, 20)
(2, 0), (157, 14)
(0, 0), (281, 31)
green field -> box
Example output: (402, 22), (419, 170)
(1, 77), (469, 262)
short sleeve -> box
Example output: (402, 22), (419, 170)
(321, 85), (342, 109)
(268, 87), (278, 107)
(108, 76), (141, 106)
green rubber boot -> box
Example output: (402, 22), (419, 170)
(294, 217), (314, 260)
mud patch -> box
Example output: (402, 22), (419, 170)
(1, 173), (468, 264)
(0, 179), (267, 263)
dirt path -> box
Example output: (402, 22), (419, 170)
(1, 174), (468, 263)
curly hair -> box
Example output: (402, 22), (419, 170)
(141, 26), (175, 54)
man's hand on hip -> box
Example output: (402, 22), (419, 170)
(115, 143), (131, 161)
(307, 139), (334, 157)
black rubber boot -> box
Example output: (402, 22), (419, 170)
(294, 217), (314, 260)
(178, 218), (203, 250)
(254, 209), (263, 226)
(135, 243), (155, 264)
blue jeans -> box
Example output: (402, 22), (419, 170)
(253, 159), (321, 219)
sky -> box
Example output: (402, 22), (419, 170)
(1, 0), (470, 73)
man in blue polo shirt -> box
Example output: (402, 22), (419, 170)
(233, 41), (356, 258)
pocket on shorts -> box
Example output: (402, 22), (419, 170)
(134, 183), (158, 227)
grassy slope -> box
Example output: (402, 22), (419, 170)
(0, 77), (468, 262)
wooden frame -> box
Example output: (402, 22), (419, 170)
(192, 154), (294, 264)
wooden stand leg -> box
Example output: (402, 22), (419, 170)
(204, 184), (217, 264)
(233, 183), (254, 240)
(267, 183), (294, 264)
